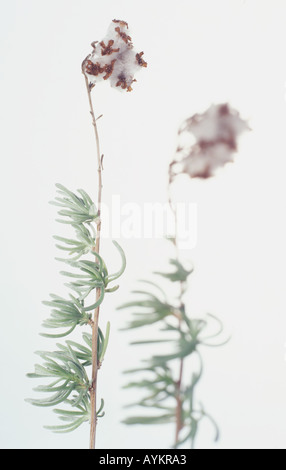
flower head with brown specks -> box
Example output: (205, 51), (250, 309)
(82, 20), (147, 93)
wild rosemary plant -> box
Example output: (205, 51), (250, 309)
(27, 19), (147, 449)
(119, 104), (249, 448)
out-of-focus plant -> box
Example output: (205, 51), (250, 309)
(119, 103), (249, 448)
(27, 20), (147, 449)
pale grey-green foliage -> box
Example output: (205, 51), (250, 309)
(119, 254), (226, 448)
(27, 184), (125, 432)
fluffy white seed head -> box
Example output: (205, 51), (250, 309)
(82, 19), (147, 92)
(173, 104), (249, 179)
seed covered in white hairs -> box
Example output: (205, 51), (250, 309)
(172, 103), (249, 180)
(82, 19), (147, 92)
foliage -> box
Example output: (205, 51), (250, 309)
(119, 255), (227, 448)
(27, 184), (125, 432)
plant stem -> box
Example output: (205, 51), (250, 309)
(84, 75), (103, 450)
(175, 356), (184, 445)
(168, 178), (185, 447)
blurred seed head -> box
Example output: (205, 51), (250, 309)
(171, 103), (250, 180)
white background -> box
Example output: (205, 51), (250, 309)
(1, 0), (286, 449)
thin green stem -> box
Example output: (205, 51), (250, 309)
(168, 177), (185, 447)
(84, 74), (103, 450)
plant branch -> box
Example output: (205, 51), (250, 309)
(168, 176), (185, 447)
(84, 75), (103, 450)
